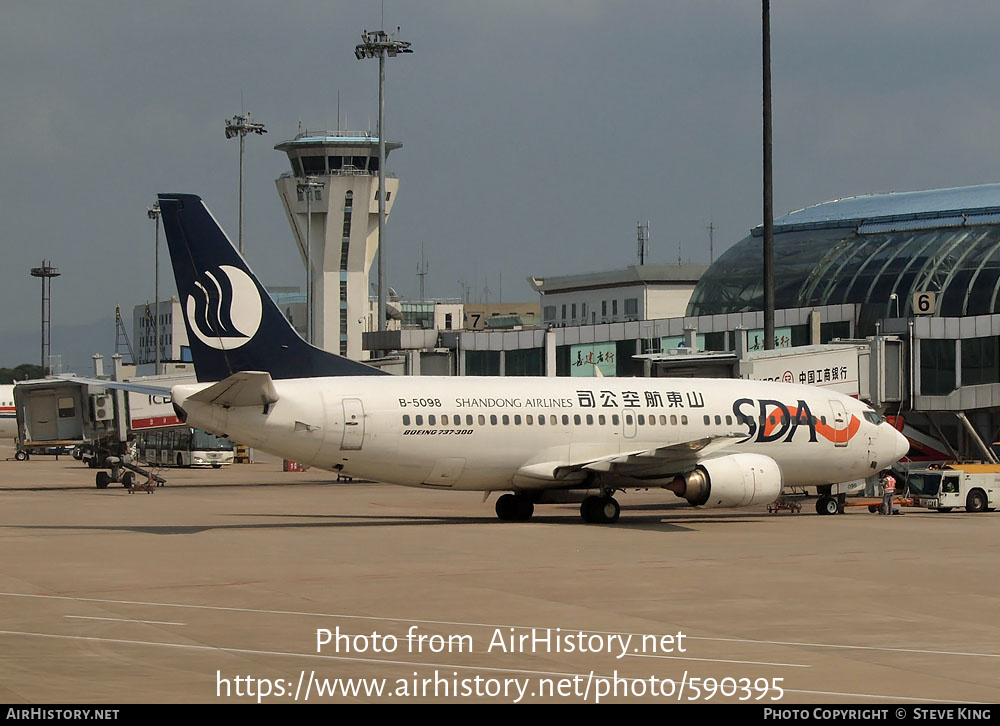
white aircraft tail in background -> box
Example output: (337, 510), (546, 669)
(0, 384), (15, 439)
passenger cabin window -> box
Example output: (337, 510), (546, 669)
(429, 415), (436, 425)
(402, 415), (410, 426)
(416, 415), (423, 425)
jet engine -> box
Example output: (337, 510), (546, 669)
(664, 453), (782, 508)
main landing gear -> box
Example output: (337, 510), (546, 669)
(495, 493), (534, 521)
(580, 494), (620, 524)
(494, 491), (623, 523)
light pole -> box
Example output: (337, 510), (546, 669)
(30, 261), (60, 374)
(147, 201), (161, 374)
(889, 293), (899, 318)
(224, 112), (267, 257)
(297, 177), (325, 344)
(355, 27), (412, 334)
(762, 0), (775, 350)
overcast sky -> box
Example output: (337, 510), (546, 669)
(3, 1), (1000, 371)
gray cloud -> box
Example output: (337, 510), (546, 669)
(2, 1), (999, 369)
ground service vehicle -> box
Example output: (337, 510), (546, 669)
(907, 466), (999, 512)
(135, 427), (234, 468)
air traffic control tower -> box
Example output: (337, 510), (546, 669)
(275, 130), (400, 359)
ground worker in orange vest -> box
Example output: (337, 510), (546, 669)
(881, 470), (897, 515)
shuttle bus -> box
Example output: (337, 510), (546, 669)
(135, 427), (234, 468)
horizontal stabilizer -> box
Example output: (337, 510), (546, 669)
(187, 371), (279, 408)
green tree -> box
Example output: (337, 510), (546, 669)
(0, 364), (45, 383)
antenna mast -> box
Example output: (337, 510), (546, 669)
(416, 242), (429, 302)
(637, 220), (649, 265)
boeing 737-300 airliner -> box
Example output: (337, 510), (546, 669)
(124, 194), (910, 523)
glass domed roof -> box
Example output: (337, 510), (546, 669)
(687, 184), (1000, 333)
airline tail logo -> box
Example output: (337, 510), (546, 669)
(185, 265), (263, 351)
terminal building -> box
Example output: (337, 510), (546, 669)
(363, 182), (1000, 461)
(529, 264), (707, 327)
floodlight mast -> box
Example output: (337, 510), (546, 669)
(224, 112), (267, 257)
(762, 1), (775, 350)
(355, 28), (412, 335)
(30, 261), (60, 374)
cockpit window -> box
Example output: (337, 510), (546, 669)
(863, 411), (884, 425)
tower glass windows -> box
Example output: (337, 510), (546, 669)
(341, 191), (353, 270)
(301, 156), (325, 174)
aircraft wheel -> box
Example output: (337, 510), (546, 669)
(495, 494), (518, 521)
(598, 496), (621, 523)
(967, 490), (988, 513)
(581, 495), (620, 523)
(816, 496), (839, 515)
(515, 497), (534, 521)
(96, 471), (110, 489)
(14, 451), (28, 461)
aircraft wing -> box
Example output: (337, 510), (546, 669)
(186, 371), (278, 408)
(516, 433), (746, 482)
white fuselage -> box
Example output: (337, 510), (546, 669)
(172, 376), (909, 494)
